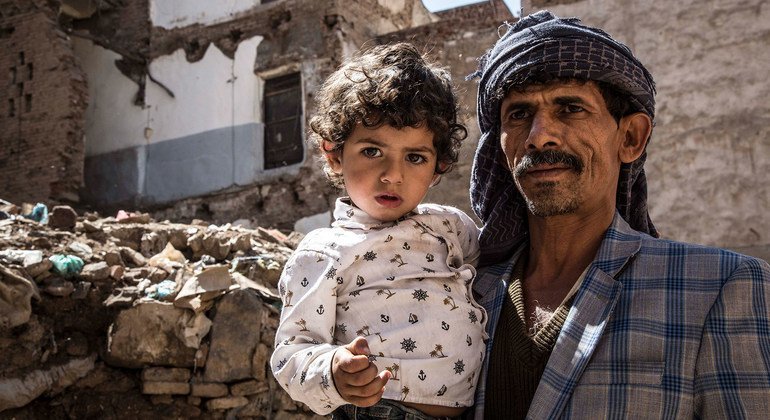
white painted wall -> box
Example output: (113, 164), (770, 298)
(74, 35), (263, 157)
(150, 0), (262, 30)
(73, 38), (147, 156)
(144, 36), (262, 144)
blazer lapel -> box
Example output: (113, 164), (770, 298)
(527, 213), (642, 419)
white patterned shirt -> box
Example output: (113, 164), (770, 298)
(271, 198), (488, 415)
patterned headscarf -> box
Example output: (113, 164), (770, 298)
(468, 10), (659, 265)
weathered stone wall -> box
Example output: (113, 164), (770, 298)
(0, 0), (88, 205)
(0, 202), (318, 418)
(518, 0), (770, 259)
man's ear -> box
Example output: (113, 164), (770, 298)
(321, 140), (343, 174)
(619, 112), (652, 163)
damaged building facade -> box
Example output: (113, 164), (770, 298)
(1, 0), (768, 257)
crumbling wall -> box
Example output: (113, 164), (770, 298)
(0, 0), (88, 205)
(522, 0), (770, 259)
(0, 202), (320, 418)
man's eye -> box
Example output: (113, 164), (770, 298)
(506, 109), (529, 120)
(406, 154), (427, 164)
(361, 147), (381, 158)
(564, 104), (585, 113)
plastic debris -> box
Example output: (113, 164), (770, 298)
(23, 203), (48, 224)
(145, 279), (178, 300)
(49, 255), (85, 279)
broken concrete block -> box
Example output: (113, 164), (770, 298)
(0, 264), (40, 328)
(102, 250), (123, 267)
(252, 343), (270, 381)
(202, 290), (263, 383)
(202, 233), (231, 261)
(119, 247), (147, 267)
(68, 242), (93, 260)
(0, 249), (43, 266)
(42, 278), (75, 297)
(230, 379), (267, 396)
(141, 367), (191, 383)
(109, 265), (124, 280)
(205, 396), (248, 411)
(190, 382), (228, 398)
(105, 301), (197, 368)
(0, 355), (95, 411)
(79, 262), (110, 282)
(26, 258), (52, 278)
(141, 381), (190, 395)
(48, 205), (78, 230)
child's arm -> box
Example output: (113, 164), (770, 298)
(270, 248), (349, 414)
(332, 337), (391, 407)
(453, 209), (481, 266)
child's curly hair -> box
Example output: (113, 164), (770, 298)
(309, 42), (468, 187)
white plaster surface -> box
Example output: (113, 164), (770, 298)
(293, 211), (332, 235)
(72, 39), (147, 157)
(150, 0), (261, 30)
(144, 36), (262, 144)
(74, 35), (263, 156)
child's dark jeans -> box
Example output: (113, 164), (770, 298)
(332, 399), (460, 420)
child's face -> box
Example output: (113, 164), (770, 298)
(325, 124), (439, 222)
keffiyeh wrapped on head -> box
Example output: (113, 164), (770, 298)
(468, 10), (659, 265)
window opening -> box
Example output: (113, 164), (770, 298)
(263, 72), (303, 169)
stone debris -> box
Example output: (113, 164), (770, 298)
(0, 200), (314, 418)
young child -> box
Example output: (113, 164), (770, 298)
(270, 42), (487, 419)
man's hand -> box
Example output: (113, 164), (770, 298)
(332, 337), (391, 407)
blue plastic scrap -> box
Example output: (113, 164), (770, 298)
(49, 254), (84, 278)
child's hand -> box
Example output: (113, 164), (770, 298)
(332, 337), (391, 407)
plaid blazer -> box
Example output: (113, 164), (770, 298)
(472, 213), (770, 419)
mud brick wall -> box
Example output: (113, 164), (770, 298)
(0, 0), (88, 204)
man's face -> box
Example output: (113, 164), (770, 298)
(499, 80), (625, 218)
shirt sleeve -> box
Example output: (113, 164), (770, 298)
(270, 244), (348, 415)
(694, 257), (770, 418)
(453, 209), (481, 267)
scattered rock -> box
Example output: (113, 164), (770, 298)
(203, 290), (263, 383)
(105, 302), (197, 368)
(205, 396), (249, 411)
(48, 206), (78, 230)
(79, 262), (110, 282)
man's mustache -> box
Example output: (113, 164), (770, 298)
(512, 150), (584, 178)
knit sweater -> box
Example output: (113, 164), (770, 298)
(483, 256), (572, 419)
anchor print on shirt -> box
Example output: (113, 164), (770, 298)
(442, 219), (454, 233)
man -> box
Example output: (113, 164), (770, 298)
(468, 10), (770, 418)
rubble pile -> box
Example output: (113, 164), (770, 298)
(0, 201), (321, 419)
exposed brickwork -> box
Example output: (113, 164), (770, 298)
(0, 0), (87, 204)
